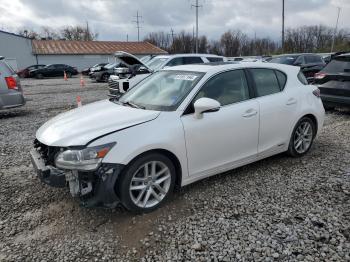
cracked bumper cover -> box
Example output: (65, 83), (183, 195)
(30, 149), (124, 208)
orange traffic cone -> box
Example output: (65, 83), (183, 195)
(80, 75), (85, 87)
(64, 71), (68, 81)
(76, 96), (82, 107)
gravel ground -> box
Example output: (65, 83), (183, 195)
(0, 77), (349, 261)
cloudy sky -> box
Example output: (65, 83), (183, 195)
(0, 0), (349, 42)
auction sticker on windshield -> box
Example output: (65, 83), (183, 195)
(173, 74), (198, 81)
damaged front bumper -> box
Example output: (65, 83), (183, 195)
(30, 148), (124, 208)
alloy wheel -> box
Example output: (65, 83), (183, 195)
(293, 121), (313, 154)
(129, 161), (171, 208)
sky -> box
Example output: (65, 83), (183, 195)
(0, 0), (349, 42)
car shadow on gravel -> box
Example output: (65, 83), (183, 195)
(0, 109), (32, 119)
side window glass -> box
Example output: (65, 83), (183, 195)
(183, 57), (204, 64)
(194, 70), (250, 106)
(275, 70), (287, 90)
(251, 69), (281, 97)
(206, 57), (224, 62)
(295, 56), (305, 65)
(166, 58), (183, 67)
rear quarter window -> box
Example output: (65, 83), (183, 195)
(297, 71), (308, 85)
(275, 70), (287, 90)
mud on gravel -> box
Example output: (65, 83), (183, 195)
(0, 77), (349, 261)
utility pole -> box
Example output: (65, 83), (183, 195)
(331, 7), (341, 53)
(86, 21), (90, 41)
(282, 0), (285, 52)
(133, 11), (143, 42)
(126, 34), (128, 42)
(168, 28), (176, 51)
(191, 0), (202, 53)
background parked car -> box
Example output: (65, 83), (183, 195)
(81, 63), (108, 76)
(269, 53), (325, 82)
(314, 52), (350, 110)
(108, 53), (226, 98)
(0, 56), (25, 110)
(29, 64), (78, 79)
(90, 62), (122, 82)
(17, 64), (45, 78)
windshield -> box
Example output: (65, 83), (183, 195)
(119, 70), (204, 111)
(269, 56), (298, 65)
(147, 57), (169, 71)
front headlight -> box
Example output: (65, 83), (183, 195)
(55, 143), (116, 171)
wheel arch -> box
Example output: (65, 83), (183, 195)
(122, 148), (183, 188)
(301, 113), (318, 137)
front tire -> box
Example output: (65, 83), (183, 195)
(287, 117), (315, 157)
(117, 153), (176, 213)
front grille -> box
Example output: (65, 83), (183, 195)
(108, 79), (119, 89)
(34, 139), (61, 166)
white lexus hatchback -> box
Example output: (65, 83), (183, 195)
(30, 63), (325, 212)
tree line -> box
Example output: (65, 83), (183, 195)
(17, 25), (98, 41)
(144, 25), (350, 56)
(16, 24), (349, 56)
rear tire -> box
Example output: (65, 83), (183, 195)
(36, 73), (43, 79)
(66, 72), (72, 78)
(102, 74), (110, 82)
(287, 117), (315, 157)
(117, 153), (176, 213)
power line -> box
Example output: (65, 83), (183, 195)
(133, 11), (143, 42)
(190, 0), (203, 53)
(331, 7), (341, 53)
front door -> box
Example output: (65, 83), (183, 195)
(181, 69), (259, 178)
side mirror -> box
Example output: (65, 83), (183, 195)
(194, 98), (221, 119)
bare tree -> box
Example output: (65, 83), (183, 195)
(61, 25), (98, 41)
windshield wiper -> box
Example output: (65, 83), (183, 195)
(123, 101), (145, 109)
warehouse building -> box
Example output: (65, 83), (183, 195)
(0, 30), (167, 71)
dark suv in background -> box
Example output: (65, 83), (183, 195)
(269, 53), (325, 82)
(314, 52), (350, 109)
(0, 57), (25, 110)
(29, 64), (78, 79)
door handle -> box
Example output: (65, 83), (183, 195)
(286, 98), (297, 105)
(242, 109), (257, 118)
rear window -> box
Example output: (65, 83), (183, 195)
(206, 57), (224, 62)
(322, 57), (350, 74)
(0, 60), (16, 74)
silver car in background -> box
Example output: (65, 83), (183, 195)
(0, 57), (25, 110)
(108, 52), (226, 98)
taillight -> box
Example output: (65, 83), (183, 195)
(314, 72), (326, 79)
(312, 88), (321, 97)
(5, 76), (18, 90)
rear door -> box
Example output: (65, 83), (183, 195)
(248, 68), (299, 155)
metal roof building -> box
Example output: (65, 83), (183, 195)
(0, 30), (167, 71)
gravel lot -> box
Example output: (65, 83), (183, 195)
(0, 77), (349, 261)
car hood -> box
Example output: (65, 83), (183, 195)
(36, 100), (160, 147)
(114, 51), (153, 72)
